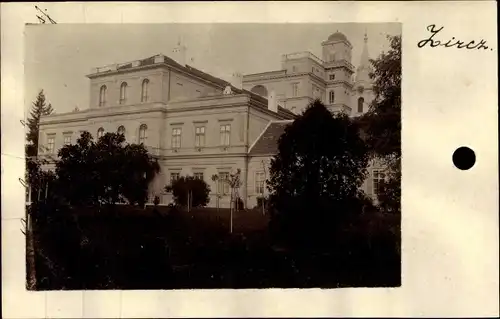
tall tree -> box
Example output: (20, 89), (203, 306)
(360, 34), (401, 214)
(55, 132), (160, 207)
(26, 90), (54, 157)
(267, 100), (369, 250)
(24, 90), (54, 290)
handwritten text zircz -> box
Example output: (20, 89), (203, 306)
(418, 24), (493, 51)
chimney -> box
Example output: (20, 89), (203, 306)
(268, 90), (278, 113)
(154, 55), (165, 64)
(231, 72), (243, 90)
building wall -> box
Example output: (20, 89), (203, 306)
(282, 57), (325, 78)
(351, 87), (375, 115)
(246, 156), (272, 208)
(168, 69), (221, 102)
(156, 155), (248, 208)
(39, 107), (165, 158)
(89, 69), (165, 109)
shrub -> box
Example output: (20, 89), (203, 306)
(166, 176), (211, 208)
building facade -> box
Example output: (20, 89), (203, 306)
(36, 31), (384, 208)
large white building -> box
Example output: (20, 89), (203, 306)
(35, 31), (384, 208)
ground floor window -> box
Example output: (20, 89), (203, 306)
(255, 171), (265, 194)
(373, 169), (386, 197)
(170, 172), (180, 185)
(194, 172), (204, 181)
(218, 172), (230, 195)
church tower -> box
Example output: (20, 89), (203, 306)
(353, 31), (374, 115)
(321, 31), (355, 114)
(172, 37), (187, 66)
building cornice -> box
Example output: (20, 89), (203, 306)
(243, 71), (326, 85)
(87, 59), (228, 91)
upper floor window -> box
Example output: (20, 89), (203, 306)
(329, 74), (335, 80)
(141, 79), (149, 102)
(292, 83), (299, 97)
(63, 135), (72, 146)
(97, 127), (105, 139)
(373, 170), (386, 197)
(330, 52), (337, 62)
(329, 91), (335, 104)
(170, 172), (180, 185)
(99, 85), (107, 107)
(139, 124), (147, 144)
(172, 127), (182, 149)
(117, 125), (126, 136)
(358, 97), (365, 113)
(120, 82), (128, 104)
(292, 66), (297, 73)
(46, 135), (55, 153)
(195, 126), (206, 148)
(220, 124), (231, 146)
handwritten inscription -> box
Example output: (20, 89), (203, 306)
(417, 25), (493, 51)
(35, 5), (57, 24)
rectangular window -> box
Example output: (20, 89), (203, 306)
(170, 172), (180, 184)
(63, 135), (71, 145)
(172, 128), (182, 149)
(292, 83), (299, 97)
(218, 172), (230, 195)
(194, 172), (204, 181)
(46, 135), (55, 153)
(255, 171), (266, 194)
(373, 170), (386, 197)
(220, 124), (231, 146)
(330, 74), (335, 80)
(195, 126), (206, 148)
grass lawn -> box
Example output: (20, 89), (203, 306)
(31, 204), (400, 290)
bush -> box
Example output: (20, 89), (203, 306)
(166, 176), (211, 208)
(256, 196), (268, 208)
(153, 196), (160, 206)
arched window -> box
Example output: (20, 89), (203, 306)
(141, 79), (149, 102)
(97, 127), (105, 139)
(99, 85), (107, 107)
(117, 125), (126, 136)
(139, 124), (147, 144)
(250, 85), (268, 98)
(329, 91), (335, 104)
(120, 82), (128, 104)
(358, 97), (364, 113)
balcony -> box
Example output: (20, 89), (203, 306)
(281, 51), (325, 65)
(323, 59), (355, 71)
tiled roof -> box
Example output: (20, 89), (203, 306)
(184, 65), (230, 87)
(248, 121), (292, 156)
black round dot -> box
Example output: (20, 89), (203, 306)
(453, 146), (476, 170)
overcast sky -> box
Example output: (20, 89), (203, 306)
(25, 23), (401, 114)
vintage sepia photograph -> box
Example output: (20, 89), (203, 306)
(24, 23), (402, 290)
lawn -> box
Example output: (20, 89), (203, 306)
(30, 204), (400, 290)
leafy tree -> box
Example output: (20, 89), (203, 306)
(26, 90), (54, 157)
(267, 100), (369, 250)
(165, 176), (211, 208)
(55, 132), (160, 207)
(359, 34), (401, 214)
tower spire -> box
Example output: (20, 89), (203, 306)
(173, 36), (187, 66)
(355, 29), (372, 87)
